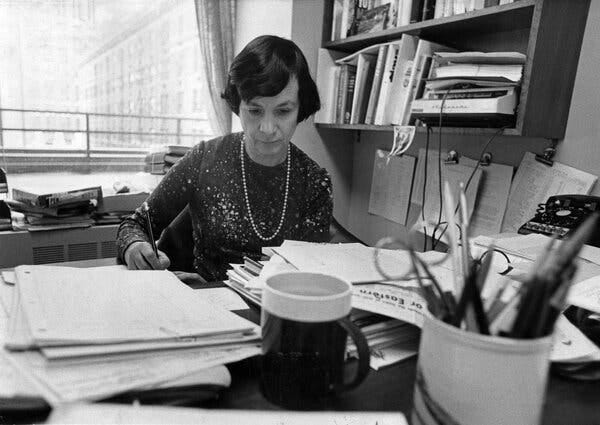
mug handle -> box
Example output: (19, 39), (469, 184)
(336, 316), (370, 392)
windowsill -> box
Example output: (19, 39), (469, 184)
(6, 171), (162, 197)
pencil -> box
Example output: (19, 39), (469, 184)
(142, 201), (158, 256)
(442, 181), (461, 296)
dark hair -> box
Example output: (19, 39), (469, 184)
(221, 35), (320, 123)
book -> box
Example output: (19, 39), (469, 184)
(4, 199), (94, 218)
(340, 0), (357, 38)
(423, 87), (514, 99)
(144, 152), (167, 165)
(386, 59), (414, 124)
(365, 44), (390, 124)
(314, 48), (346, 123)
(397, 0), (413, 25)
(335, 64), (350, 123)
(421, 0), (436, 20)
(412, 55), (434, 100)
(410, 0), (425, 22)
(383, 33), (418, 125)
(144, 163), (171, 175)
(400, 38), (455, 124)
(12, 186), (103, 209)
(350, 52), (377, 124)
(353, 3), (391, 35)
(165, 145), (191, 156)
(434, 0), (446, 18)
(331, 0), (344, 40)
(343, 65), (358, 124)
(432, 63), (523, 81)
(374, 42), (402, 125)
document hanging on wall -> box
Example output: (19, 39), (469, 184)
(368, 149), (415, 225)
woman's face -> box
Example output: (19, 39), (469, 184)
(239, 76), (300, 166)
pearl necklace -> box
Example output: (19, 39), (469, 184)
(240, 136), (291, 241)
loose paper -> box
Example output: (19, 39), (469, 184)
(47, 404), (409, 425)
(368, 149), (415, 224)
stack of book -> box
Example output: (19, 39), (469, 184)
(410, 51), (525, 127)
(93, 191), (150, 225)
(3, 265), (261, 404)
(7, 186), (103, 230)
(144, 145), (191, 175)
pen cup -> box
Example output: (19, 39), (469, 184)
(260, 272), (370, 409)
(412, 315), (553, 425)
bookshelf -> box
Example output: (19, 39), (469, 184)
(317, 0), (591, 139)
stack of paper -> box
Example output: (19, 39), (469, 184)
(224, 241), (427, 369)
(2, 266), (261, 404)
(347, 310), (420, 370)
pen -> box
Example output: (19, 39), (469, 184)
(142, 201), (158, 256)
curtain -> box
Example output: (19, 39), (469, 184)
(194, 0), (236, 137)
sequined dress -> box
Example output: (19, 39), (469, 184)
(116, 132), (333, 281)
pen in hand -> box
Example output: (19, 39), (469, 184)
(141, 201), (158, 257)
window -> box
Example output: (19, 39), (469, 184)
(0, 0), (214, 179)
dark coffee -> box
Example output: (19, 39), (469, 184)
(260, 310), (349, 409)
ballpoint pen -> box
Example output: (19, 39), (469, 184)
(141, 201), (158, 256)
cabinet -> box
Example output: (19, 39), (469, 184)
(316, 0), (591, 139)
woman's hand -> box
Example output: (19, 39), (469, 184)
(124, 241), (171, 270)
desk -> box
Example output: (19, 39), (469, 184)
(206, 304), (600, 425)
(4, 260), (600, 424)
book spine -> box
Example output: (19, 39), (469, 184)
(388, 60), (413, 125)
(45, 187), (102, 208)
(434, 0), (445, 19)
(413, 55), (434, 100)
(424, 89), (510, 99)
(421, 0), (436, 20)
(331, 0), (344, 40)
(336, 64), (349, 124)
(365, 45), (389, 124)
(374, 44), (399, 125)
(410, 0), (425, 23)
(12, 188), (40, 206)
(344, 65), (358, 124)
(443, 0), (454, 16)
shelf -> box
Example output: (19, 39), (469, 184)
(315, 123), (520, 136)
(323, 0), (535, 52)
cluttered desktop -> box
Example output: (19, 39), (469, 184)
(1, 179), (600, 424)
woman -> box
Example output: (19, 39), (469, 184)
(116, 35), (333, 281)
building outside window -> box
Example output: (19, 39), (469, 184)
(0, 0), (214, 176)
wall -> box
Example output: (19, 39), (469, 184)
(290, 0), (354, 224)
(235, 0), (293, 52)
(232, 0), (293, 133)
(556, 0), (600, 196)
